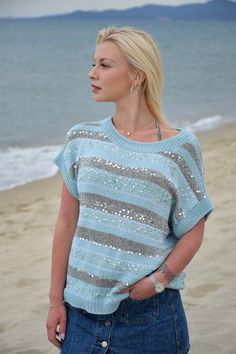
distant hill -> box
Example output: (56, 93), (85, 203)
(45, 0), (236, 21)
(2, 0), (236, 20)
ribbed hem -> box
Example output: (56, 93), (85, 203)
(173, 197), (213, 238)
(64, 272), (186, 314)
(101, 116), (192, 153)
(64, 289), (127, 315)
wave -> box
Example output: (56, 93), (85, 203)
(186, 115), (225, 132)
(0, 145), (61, 191)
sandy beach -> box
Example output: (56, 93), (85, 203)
(0, 122), (236, 354)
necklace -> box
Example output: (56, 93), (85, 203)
(112, 117), (162, 141)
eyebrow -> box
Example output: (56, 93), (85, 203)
(93, 57), (117, 63)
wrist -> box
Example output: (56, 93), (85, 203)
(151, 272), (168, 287)
(149, 273), (165, 293)
(49, 301), (65, 309)
(157, 262), (176, 285)
(49, 292), (64, 304)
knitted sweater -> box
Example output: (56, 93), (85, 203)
(54, 116), (213, 315)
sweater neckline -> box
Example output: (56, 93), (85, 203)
(102, 116), (189, 153)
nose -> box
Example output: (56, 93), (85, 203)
(88, 66), (98, 80)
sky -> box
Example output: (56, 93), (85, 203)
(0, 0), (211, 18)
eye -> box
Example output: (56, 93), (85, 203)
(91, 63), (96, 67)
(101, 63), (110, 68)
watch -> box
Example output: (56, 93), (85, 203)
(149, 274), (165, 293)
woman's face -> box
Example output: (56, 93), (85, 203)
(88, 41), (133, 103)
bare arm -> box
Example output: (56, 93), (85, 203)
(49, 182), (80, 304)
(46, 182), (80, 348)
(121, 217), (205, 299)
(154, 217), (205, 285)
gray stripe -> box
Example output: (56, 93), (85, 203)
(79, 192), (170, 233)
(76, 226), (173, 257)
(83, 122), (102, 126)
(181, 142), (201, 171)
(68, 266), (119, 288)
(66, 128), (110, 144)
(160, 151), (204, 200)
(70, 156), (182, 221)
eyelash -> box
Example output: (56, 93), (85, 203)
(92, 63), (110, 68)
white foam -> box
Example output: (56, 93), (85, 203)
(0, 145), (61, 191)
(186, 115), (224, 132)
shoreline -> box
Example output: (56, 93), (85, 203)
(1, 121), (236, 353)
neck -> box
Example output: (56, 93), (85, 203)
(113, 95), (156, 132)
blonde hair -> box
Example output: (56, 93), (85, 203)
(96, 26), (168, 125)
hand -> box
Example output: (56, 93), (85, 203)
(46, 304), (67, 349)
(119, 276), (155, 300)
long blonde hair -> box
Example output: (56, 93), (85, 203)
(96, 26), (168, 125)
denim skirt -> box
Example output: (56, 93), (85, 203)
(60, 289), (190, 354)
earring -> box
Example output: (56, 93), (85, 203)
(130, 84), (140, 95)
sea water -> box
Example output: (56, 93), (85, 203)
(0, 18), (235, 190)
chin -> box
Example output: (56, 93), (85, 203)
(93, 95), (113, 103)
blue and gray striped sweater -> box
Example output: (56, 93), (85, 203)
(54, 116), (213, 314)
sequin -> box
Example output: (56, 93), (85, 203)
(66, 128), (110, 145)
(160, 151), (204, 200)
(68, 155), (184, 221)
(55, 118), (212, 313)
(76, 226), (173, 257)
(68, 266), (124, 288)
(78, 192), (170, 233)
(181, 142), (202, 172)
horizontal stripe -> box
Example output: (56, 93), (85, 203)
(76, 226), (173, 257)
(68, 266), (122, 288)
(69, 246), (156, 274)
(66, 128), (110, 144)
(78, 208), (170, 244)
(69, 156), (183, 222)
(78, 192), (170, 233)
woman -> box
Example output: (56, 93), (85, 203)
(46, 26), (213, 353)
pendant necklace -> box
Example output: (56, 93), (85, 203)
(113, 118), (162, 141)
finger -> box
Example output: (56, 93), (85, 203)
(117, 286), (133, 294)
(59, 316), (67, 341)
(47, 322), (61, 349)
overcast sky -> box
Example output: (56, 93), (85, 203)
(0, 0), (212, 18)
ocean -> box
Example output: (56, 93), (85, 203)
(0, 18), (235, 190)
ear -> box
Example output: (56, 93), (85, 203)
(137, 70), (146, 85)
(129, 68), (146, 84)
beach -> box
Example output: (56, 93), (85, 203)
(0, 122), (236, 354)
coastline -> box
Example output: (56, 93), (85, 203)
(1, 122), (236, 353)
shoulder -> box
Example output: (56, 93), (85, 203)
(161, 123), (198, 142)
(160, 123), (201, 151)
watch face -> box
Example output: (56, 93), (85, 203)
(155, 282), (165, 293)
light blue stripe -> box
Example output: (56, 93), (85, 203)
(71, 234), (170, 266)
(78, 167), (172, 217)
(69, 243), (162, 272)
(78, 209), (175, 248)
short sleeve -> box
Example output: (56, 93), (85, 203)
(54, 126), (81, 199)
(170, 134), (213, 238)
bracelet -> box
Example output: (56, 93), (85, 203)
(49, 301), (65, 309)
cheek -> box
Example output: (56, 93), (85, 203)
(110, 71), (131, 92)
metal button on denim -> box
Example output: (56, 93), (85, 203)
(101, 341), (108, 348)
(104, 320), (112, 326)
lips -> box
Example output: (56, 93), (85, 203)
(92, 84), (101, 90)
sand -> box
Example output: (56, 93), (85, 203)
(0, 122), (236, 354)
